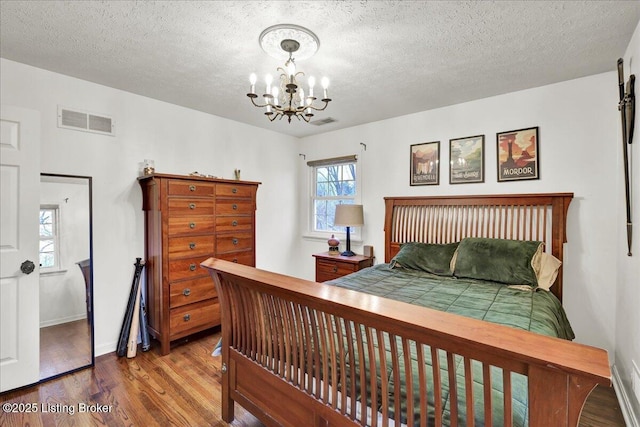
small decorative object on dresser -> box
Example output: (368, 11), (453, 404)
(327, 234), (340, 255)
(313, 251), (373, 282)
(138, 173), (260, 355)
(142, 159), (155, 176)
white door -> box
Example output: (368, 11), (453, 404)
(0, 105), (41, 392)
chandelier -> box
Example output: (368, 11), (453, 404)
(247, 24), (331, 123)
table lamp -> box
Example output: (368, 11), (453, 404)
(334, 204), (364, 257)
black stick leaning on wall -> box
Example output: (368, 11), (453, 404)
(617, 58), (635, 256)
(116, 258), (145, 357)
(139, 292), (151, 352)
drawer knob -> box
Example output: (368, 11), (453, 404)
(232, 188), (238, 194)
(183, 314), (191, 322)
(333, 265), (338, 273)
(232, 238), (239, 245)
(189, 222), (196, 229)
(189, 185), (196, 192)
(232, 204), (238, 210)
(183, 288), (191, 296)
(189, 203), (196, 209)
(232, 258), (238, 263)
(232, 220), (238, 227)
(189, 263), (196, 271)
(189, 242), (196, 249)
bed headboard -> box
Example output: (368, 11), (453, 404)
(384, 193), (573, 301)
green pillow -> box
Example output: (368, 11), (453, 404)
(389, 242), (459, 276)
(453, 237), (542, 286)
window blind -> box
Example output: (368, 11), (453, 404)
(307, 155), (357, 167)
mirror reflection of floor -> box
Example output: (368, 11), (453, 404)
(40, 319), (91, 379)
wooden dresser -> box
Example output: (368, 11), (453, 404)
(138, 173), (259, 354)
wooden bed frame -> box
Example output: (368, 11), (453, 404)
(202, 193), (611, 427)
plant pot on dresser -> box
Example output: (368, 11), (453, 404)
(138, 173), (260, 355)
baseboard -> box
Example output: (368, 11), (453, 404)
(95, 341), (117, 357)
(40, 313), (87, 328)
(613, 364), (640, 427)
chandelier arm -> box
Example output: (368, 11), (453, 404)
(248, 96), (274, 109)
(304, 100), (332, 112)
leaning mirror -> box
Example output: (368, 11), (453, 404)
(39, 173), (94, 380)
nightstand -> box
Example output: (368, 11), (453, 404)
(313, 252), (373, 282)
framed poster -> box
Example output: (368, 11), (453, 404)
(410, 141), (440, 185)
(497, 126), (539, 182)
(449, 135), (484, 184)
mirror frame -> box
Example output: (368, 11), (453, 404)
(40, 173), (94, 382)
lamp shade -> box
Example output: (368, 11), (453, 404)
(334, 204), (364, 227)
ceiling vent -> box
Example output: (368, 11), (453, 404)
(310, 117), (337, 126)
(57, 106), (115, 136)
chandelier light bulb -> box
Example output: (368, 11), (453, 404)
(299, 87), (305, 106)
(265, 74), (273, 94)
(308, 76), (315, 97)
(249, 73), (257, 94)
(272, 87), (279, 106)
(321, 77), (330, 99)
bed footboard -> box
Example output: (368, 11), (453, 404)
(202, 259), (610, 427)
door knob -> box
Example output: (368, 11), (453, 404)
(21, 260), (36, 275)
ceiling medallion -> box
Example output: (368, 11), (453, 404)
(247, 24), (331, 123)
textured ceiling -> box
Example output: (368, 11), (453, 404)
(1, 1), (639, 138)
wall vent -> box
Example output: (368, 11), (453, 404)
(310, 117), (337, 126)
(57, 106), (115, 136)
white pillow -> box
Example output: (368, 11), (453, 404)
(536, 252), (562, 291)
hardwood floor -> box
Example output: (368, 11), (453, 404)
(40, 319), (92, 380)
(0, 330), (626, 426)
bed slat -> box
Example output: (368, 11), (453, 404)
(464, 357), (474, 427)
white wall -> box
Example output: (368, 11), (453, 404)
(616, 19), (640, 421)
(39, 179), (90, 326)
(298, 72), (620, 359)
(1, 58), (300, 355)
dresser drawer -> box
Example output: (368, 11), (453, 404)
(168, 235), (214, 259)
(169, 276), (217, 308)
(168, 256), (210, 282)
(215, 251), (255, 266)
(169, 299), (220, 338)
(216, 215), (252, 232)
(168, 180), (214, 197)
(216, 200), (253, 215)
(168, 216), (215, 236)
(216, 184), (255, 198)
(316, 259), (357, 280)
(216, 233), (253, 253)
(168, 198), (215, 216)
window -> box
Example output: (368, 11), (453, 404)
(39, 206), (60, 270)
(309, 156), (357, 233)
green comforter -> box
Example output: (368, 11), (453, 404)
(326, 264), (575, 426)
